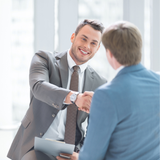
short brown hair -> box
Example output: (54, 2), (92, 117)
(102, 21), (142, 66)
(75, 19), (104, 36)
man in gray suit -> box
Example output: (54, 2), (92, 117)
(7, 19), (106, 160)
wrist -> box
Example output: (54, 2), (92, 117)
(65, 91), (74, 104)
(70, 92), (79, 105)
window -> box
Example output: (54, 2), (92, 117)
(11, 0), (34, 121)
(0, 0), (33, 159)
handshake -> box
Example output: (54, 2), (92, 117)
(65, 91), (94, 113)
(75, 91), (94, 113)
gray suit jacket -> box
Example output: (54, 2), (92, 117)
(7, 50), (106, 160)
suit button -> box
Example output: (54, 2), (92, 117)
(52, 104), (57, 108)
(40, 133), (43, 136)
(52, 114), (55, 118)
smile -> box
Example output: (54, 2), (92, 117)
(80, 49), (88, 55)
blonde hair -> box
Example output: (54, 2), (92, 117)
(102, 21), (142, 66)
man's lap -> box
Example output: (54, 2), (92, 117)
(21, 150), (57, 160)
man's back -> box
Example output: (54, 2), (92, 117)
(104, 64), (160, 159)
(79, 63), (160, 160)
(79, 20), (160, 160)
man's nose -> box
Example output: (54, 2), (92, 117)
(84, 42), (90, 50)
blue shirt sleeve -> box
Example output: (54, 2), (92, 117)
(78, 88), (118, 160)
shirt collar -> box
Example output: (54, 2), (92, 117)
(115, 65), (125, 77)
(67, 49), (88, 73)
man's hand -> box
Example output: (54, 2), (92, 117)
(65, 91), (94, 113)
(82, 91), (94, 97)
(56, 152), (78, 160)
(76, 91), (94, 113)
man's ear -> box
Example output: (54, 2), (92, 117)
(70, 33), (75, 43)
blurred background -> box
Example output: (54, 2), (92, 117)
(0, 0), (160, 159)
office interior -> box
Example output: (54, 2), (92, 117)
(0, 0), (160, 159)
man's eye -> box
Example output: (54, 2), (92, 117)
(91, 42), (97, 46)
(82, 38), (86, 41)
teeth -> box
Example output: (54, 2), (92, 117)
(81, 50), (88, 54)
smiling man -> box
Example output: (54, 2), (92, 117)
(70, 24), (101, 65)
(7, 19), (107, 160)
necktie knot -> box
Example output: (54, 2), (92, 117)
(73, 66), (80, 72)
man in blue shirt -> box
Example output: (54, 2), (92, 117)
(79, 21), (160, 160)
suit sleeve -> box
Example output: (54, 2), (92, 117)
(29, 51), (70, 110)
(78, 88), (118, 160)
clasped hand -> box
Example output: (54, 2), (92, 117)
(75, 91), (94, 113)
(65, 91), (94, 113)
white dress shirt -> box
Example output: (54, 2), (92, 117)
(108, 65), (125, 83)
(42, 50), (89, 141)
(115, 65), (125, 76)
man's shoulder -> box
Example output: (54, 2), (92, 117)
(35, 50), (67, 60)
(87, 65), (107, 83)
(54, 51), (67, 59)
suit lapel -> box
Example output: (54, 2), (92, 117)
(56, 52), (69, 88)
(82, 67), (94, 92)
(77, 67), (93, 125)
(56, 52), (95, 91)
(77, 110), (88, 128)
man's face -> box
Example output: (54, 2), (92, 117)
(69, 25), (101, 65)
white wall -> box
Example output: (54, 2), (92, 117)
(150, 0), (160, 71)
